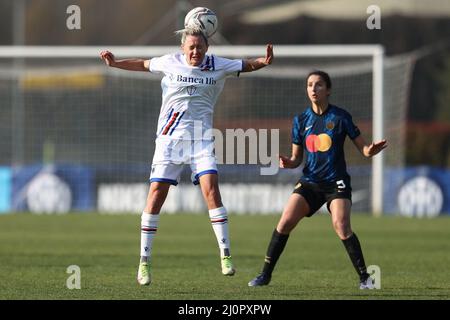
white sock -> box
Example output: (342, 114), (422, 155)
(140, 212), (160, 260)
(209, 206), (231, 257)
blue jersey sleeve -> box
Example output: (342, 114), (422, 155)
(291, 115), (302, 145)
(343, 112), (361, 140)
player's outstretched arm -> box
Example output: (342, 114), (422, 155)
(100, 50), (150, 72)
(279, 144), (303, 168)
(352, 135), (388, 158)
(241, 44), (273, 73)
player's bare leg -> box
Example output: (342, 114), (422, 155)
(199, 173), (235, 276)
(137, 182), (171, 285)
(276, 193), (310, 234)
(144, 181), (171, 214)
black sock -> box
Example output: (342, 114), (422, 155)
(342, 233), (369, 281)
(261, 229), (290, 276)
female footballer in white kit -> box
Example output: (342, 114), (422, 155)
(101, 27), (273, 285)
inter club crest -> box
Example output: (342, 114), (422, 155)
(326, 121), (335, 130)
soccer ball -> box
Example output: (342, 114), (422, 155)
(184, 7), (218, 38)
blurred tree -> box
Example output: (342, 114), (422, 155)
(436, 54), (450, 123)
(0, 1), (14, 44)
(1, 0), (450, 166)
(25, 0), (178, 45)
(409, 53), (447, 121)
(405, 123), (450, 167)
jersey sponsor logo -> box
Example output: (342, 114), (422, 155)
(305, 133), (332, 152)
(176, 74), (216, 85)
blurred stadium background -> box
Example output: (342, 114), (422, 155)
(0, 0), (449, 300)
(0, 0), (449, 217)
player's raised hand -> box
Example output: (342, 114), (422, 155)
(264, 44), (274, 65)
(100, 50), (115, 67)
(279, 154), (297, 168)
(365, 139), (388, 157)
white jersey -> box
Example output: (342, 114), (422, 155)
(149, 52), (242, 140)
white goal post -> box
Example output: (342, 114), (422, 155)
(0, 45), (384, 215)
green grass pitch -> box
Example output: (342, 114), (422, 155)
(0, 213), (449, 300)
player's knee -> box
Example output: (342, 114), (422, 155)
(333, 220), (352, 239)
(277, 224), (291, 234)
(277, 218), (299, 234)
(149, 190), (164, 203)
(203, 187), (222, 206)
(145, 198), (164, 213)
(146, 186), (169, 211)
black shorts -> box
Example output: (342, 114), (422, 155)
(292, 178), (352, 217)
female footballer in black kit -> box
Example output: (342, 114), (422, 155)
(249, 70), (387, 289)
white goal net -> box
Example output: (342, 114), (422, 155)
(0, 45), (414, 215)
